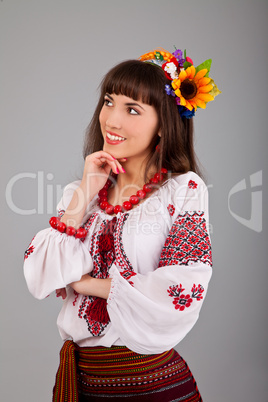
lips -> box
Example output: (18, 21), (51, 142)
(106, 131), (126, 145)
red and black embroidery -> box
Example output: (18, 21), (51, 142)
(83, 213), (98, 233)
(158, 211), (212, 267)
(188, 180), (198, 189)
(73, 290), (79, 306)
(167, 283), (204, 311)
(78, 218), (116, 336)
(167, 204), (175, 216)
(24, 237), (35, 260)
(114, 214), (133, 271)
(77, 215), (133, 335)
(114, 214), (136, 285)
(120, 269), (137, 286)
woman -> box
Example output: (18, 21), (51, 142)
(24, 47), (220, 401)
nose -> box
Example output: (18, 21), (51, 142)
(105, 108), (122, 130)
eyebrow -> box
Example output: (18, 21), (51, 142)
(105, 93), (145, 111)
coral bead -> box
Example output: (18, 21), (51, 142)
(136, 190), (146, 199)
(66, 226), (76, 236)
(161, 168), (168, 174)
(98, 189), (108, 198)
(99, 196), (108, 204)
(100, 201), (109, 210)
(49, 216), (60, 229)
(129, 195), (139, 205)
(57, 221), (66, 233)
(122, 201), (132, 211)
(104, 179), (112, 189)
(105, 204), (114, 215)
(154, 172), (163, 181)
(75, 228), (87, 239)
(143, 183), (153, 193)
(114, 205), (123, 214)
(150, 177), (158, 184)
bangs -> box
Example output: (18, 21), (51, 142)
(101, 60), (166, 107)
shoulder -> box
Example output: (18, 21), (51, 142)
(158, 171), (209, 215)
(170, 171), (206, 189)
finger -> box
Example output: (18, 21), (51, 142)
(92, 152), (126, 174)
(99, 158), (124, 175)
(113, 159), (126, 173)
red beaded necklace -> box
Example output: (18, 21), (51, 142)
(98, 168), (168, 215)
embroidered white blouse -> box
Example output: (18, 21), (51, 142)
(24, 171), (212, 355)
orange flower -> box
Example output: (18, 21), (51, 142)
(172, 66), (214, 111)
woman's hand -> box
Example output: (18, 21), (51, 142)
(80, 151), (126, 201)
(60, 151), (126, 228)
(56, 288), (67, 300)
(70, 274), (112, 299)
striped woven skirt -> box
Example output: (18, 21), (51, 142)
(53, 340), (202, 402)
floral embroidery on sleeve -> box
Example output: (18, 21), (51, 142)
(120, 269), (137, 286)
(158, 212), (212, 267)
(167, 283), (204, 311)
(167, 204), (175, 216)
(24, 237), (35, 260)
(188, 180), (198, 189)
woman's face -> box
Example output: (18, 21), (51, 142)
(99, 93), (159, 161)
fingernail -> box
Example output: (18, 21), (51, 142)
(122, 168), (126, 173)
(116, 168), (119, 174)
(112, 156), (116, 160)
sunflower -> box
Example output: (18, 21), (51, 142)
(172, 65), (214, 111)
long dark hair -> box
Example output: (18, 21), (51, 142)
(83, 60), (202, 180)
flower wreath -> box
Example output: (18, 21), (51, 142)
(139, 47), (221, 119)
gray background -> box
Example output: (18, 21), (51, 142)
(1, 1), (267, 401)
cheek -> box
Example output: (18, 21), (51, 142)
(99, 107), (106, 127)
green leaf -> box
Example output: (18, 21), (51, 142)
(155, 51), (163, 61)
(183, 61), (192, 69)
(195, 59), (212, 76)
(184, 49), (187, 59)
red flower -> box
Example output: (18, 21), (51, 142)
(167, 204), (175, 216)
(174, 294), (193, 311)
(188, 180), (198, 189)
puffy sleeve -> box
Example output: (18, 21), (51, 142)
(107, 173), (212, 354)
(23, 181), (93, 300)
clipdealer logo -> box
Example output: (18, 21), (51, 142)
(5, 171), (64, 215)
(228, 170), (262, 233)
(5, 170), (263, 233)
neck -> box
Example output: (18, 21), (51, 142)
(116, 157), (156, 190)
(109, 158), (157, 206)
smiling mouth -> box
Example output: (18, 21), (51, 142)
(106, 132), (126, 142)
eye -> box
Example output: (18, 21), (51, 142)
(104, 98), (113, 107)
(127, 107), (139, 115)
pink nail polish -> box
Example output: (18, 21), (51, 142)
(116, 168), (119, 174)
(122, 168), (126, 173)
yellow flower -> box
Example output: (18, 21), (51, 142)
(172, 66), (214, 111)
